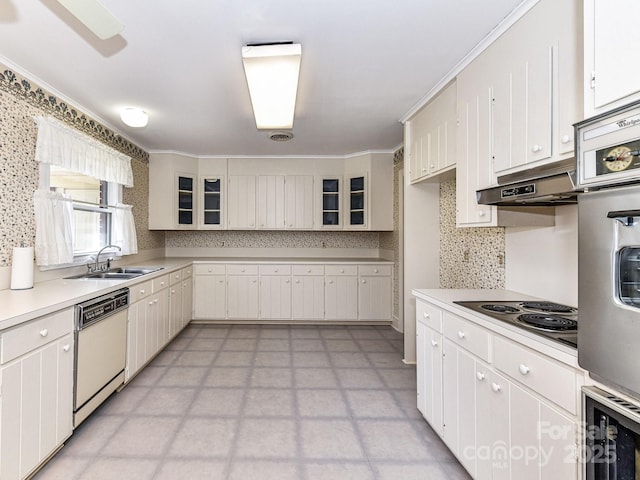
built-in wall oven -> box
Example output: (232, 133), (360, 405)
(74, 288), (128, 426)
(576, 100), (640, 479)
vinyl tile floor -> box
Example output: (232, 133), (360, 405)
(34, 324), (471, 480)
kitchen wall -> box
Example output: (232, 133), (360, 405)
(0, 63), (164, 287)
(438, 177), (506, 289)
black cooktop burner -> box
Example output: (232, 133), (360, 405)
(520, 301), (577, 314)
(481, 304), (520, 314)
(516, 313), (578, 332)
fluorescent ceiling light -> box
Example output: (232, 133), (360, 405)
(242, 43), (301, 130)
(55, 0), (125, 40)
(120, 107), (148, 128)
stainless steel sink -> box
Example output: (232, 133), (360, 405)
(65, 266), (163, 280)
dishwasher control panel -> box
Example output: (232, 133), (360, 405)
(76, 288), (129, 329)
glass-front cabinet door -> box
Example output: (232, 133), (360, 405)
(347, 174), (366, 228)
(320, 177), (341, 228)
(177, 174), (194, 227)
(200, 176), (224, 229)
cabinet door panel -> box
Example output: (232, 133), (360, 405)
(227, 276), (259, 319)
(257, 175), (285, 229)
(285, 175), (314, 229)
(510, 383), (540, 480)
(325, 276), (357, 320)
(358, 276), (391, 320)
(1, 361), (22, 480)
(260, 276), (292, 319)
(228, 175), (256, 229)
(194, 275), (226, 319)
(540, 402), (577, 480)
(292, 276), (324, 320)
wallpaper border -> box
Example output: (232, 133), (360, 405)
(0, 65), (149, 163)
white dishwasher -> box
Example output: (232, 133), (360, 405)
(74, 288), (129, 426)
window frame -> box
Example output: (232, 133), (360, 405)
(40, 164), (123, 267)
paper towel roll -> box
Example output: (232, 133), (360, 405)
(11, 246), (34, 290)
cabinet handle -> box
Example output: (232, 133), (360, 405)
(476, 371), (485, 381)
(431, 339), (438, 347)
(40, 329), (48, 337)
(457, 331), (465, 339)
(561, 134), (571, 144)
(63, 344), (71, 352)
(531, 144), (543, 153)
(491, 382), (502, 393)
(518, 364), (531, 375)
(423, 312), (429, 318)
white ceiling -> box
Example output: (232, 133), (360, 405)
(0, 0), (525, 157)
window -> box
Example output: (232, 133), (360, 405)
(48, 165), (120, 256)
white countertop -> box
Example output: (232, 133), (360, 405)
(412, 288), (579, 366)
(0, 256), (393, 331)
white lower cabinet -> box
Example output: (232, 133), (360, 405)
(0, 308), (74, 480)
(325, 266), (358, 320)
(227, 266), (259, 320)
(192, 261), (392, 323)
(415, 298), (581, 480)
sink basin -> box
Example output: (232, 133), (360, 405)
(65, 266), (163, 280)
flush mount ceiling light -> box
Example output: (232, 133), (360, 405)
(242, 42), (301, 130)
(120, 107), (148, 128)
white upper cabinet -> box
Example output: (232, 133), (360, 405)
(149, 154), (392, 231)
(407, 82), (457, 184)
(585, 0), (640, 115)
(227, 175), (257, 229)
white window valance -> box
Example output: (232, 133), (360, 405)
(34, 116), (134, 187)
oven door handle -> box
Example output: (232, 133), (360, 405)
(607, 209), (640, 226)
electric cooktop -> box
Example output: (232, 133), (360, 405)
(452, 300), (578, 348)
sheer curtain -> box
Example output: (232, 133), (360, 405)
(112, 204), (138, 255)
(34, 116), (134, 186)
(33, 189), (75, 266)
(33, 115), (138, 266)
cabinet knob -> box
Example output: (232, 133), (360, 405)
(171, 289), (176, 294)
(478, 211), (485, 217)
(362, 280), (367, 284)
(561, 134), (571, 144)
(476, 371), (485, 381)
(422, 167), (427, 172)
(531, 144), (543, 153)
(161, 281), (165, 286)
(340, 269), (344, 273)
(63, 344), (71, 352)
(295, 280), (300, 284)
(430, 164), (435, 169)
(219, 280), (224, 283)
(285, 279), (290, 283)
(306, 269), (311, 273)
(519, 364), (531, 375)
(252, 279), (256, 283)
(328, 280), (334, 284)
(241, 269), (245, 272)
(457, 331), (466, 339)
(154, 299), (158, 304)
(274, 269), (278, 272)
(149, 301), (154, 305)
(423, 312), (429, 318)
(491, 382), (502, 393)
(289, 224), (293, 227)
(40, 329), (48, 337)
(140, 289), (145, 294)
(431, 339), (438, 347)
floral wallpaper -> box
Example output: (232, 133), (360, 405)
(0, 63), (163, 268)
(439, 177), (505, 289)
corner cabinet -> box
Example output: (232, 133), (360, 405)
(407, 81), (457, 184)
(0, 308), (74, 480)
(414, 295), (584, 480)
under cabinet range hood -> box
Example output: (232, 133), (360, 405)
(476, 158), (580, 206)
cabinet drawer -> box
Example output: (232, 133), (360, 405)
(1, 308), (74, 364)
(130, 280), (153, 303)
(259, 265), (292, 275)
(153, 274), (170, 291)
(325, 265), (358, 276)
(169, 269), (182, 285)
(416, 300), (442, 332)
(194, 264), (225, 275)
(358, 265), (392, 276)
(181, 265), (193, 278)
(443, 312), (491, 362)
(292, 265), (324, 276)
(227, 265), (258, 275)
(494, 336), (577, 414)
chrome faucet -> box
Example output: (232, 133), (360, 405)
(91, 244), (121, 272)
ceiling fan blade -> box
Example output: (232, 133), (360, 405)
(55, 0), (124, 40)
